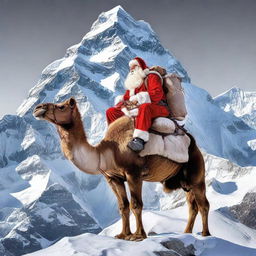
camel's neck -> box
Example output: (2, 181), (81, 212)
(57, 110), (100, 175)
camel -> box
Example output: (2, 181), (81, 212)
(33, 97), (210, 241)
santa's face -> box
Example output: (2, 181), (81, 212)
(124, 66), (146, 90)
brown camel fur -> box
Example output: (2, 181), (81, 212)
(33, 97), (210, 241)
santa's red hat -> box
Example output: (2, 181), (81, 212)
(129, 57), (148, 71)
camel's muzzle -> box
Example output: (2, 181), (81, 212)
(33, 104), (48, 120)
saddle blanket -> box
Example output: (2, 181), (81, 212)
(139, 117), (191, 163)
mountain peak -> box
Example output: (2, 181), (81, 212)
(104, 5), (127, 16)
(87, 5), (133, 38)
(229, 86), (243, 93)
(227, 86), (246, 97)
(214, 86), (256, 129)
(98, 5), (132, 21)
(215, 86), (256, 100)
(214, 86), (243, 99)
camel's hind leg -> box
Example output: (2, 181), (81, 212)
(184, 190), (198, 234)
(126, 174), (147, 241)
(185, 137), (211, 236)
(192, 183), (211, 236)
(106, 176), (132, 240)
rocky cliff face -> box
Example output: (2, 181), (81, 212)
(221, 192), (256, 230)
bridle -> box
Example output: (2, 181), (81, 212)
(46, 103), (74, 126)
(52, 104), (59, 124)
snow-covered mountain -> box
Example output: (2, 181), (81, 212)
(0, 5), (256, 256)
(214, 87), (256, 152)
(214, 87), (256, 129)
(25, 224), (256, 256)
(25, 153), (256, 256)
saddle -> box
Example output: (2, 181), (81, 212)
(139, 117), (191, 163)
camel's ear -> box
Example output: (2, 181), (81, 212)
(68, 97), (76, 108)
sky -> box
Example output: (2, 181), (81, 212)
(0, 0), (255, 118)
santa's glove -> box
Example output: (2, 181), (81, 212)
(121, 107), (132, 117)
(124, 100), (138, 110)
(129, 108), (139, 117)
(114, 95), (124, 105)
(129, 92), (151, 105)
(129, 95), (138, 103)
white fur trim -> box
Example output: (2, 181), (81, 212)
(175, 115), (187, 126)
(135, 91), (151, 104)
(129, 60), (149, 78)
(144, 68), (150, 75)
(121, 107), (131, 117)
(129, 95), (137, 102)
(129, 89), (135, 96)
(129, 108), (139, 117)
(129, 59), (140, 69)
(114, 95), (124, 105)
(133, 129), (149, 142)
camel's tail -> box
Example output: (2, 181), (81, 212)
(186, 132), (196, 154)
(162, 169), (185, 193)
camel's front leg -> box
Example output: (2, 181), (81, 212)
(106, 176), (132, 240)
(126, 174), (147, 241)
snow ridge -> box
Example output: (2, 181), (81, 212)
(214, 86), (256, 129)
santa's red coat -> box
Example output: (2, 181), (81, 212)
(106, 73), (169, 133)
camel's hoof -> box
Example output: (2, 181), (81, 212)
(184, 229), (192, 234)
(128, 233), (147, 241)
(115, 233), (132, 240)
(202, 231), (211, 236)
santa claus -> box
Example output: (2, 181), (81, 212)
(106, 57), (169, 152)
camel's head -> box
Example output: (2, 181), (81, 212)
(33, 97), (77, 126)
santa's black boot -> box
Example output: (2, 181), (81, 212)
(127, 137), (145, 152)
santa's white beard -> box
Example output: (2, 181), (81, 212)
(124, 66), (145, 91)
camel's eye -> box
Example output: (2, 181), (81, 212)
(58, 105), (65, 111)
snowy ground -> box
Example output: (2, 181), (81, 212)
(25, 208), (256, 256)
(4, 152), (256, 256)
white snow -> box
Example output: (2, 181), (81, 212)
(35, 204), (55, 222)
(21, 126), (44, 151)
(17, 96), (39, 116)
(56, 56), (75, 72)
(11, 172), (50, 206)
(25, 209), (256, 256)
(214, 87), (256, 129)
(247, 139), (256, 151)
(56, 213), (75, 227)
(18, 152), (256, 256)
(100, 72), (120, 91)
(90, 37), (126, 64)
(5, 156), (50, 205)
(100, 209), (256, 249)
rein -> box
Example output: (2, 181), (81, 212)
(149, 118), (187, 138)
(52, 104), (58, 124)
(51, 104), (74, 127)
